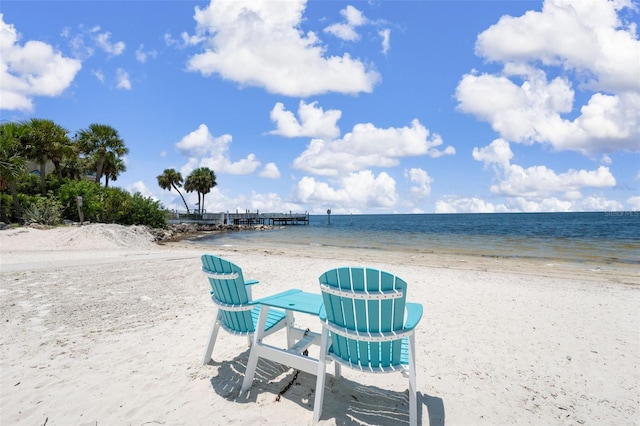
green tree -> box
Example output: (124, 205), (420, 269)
(57, 179), (103, 222)
(23, 118), (70, 195)
(49, 131), (76, 180)
(60, 146), (90, 180)
(101, 151), (126, 187)
(185, 167), (216, 215)
(127, 193), (166, 228)
(157, 168), (190, 213)
(75, 124), (128, 184)
(0, 121), (28, 222)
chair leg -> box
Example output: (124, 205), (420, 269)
(241, 306), (269, 393)
(312, 328), (330, 424)
(408, 334), (417, 426)
(202, 320), (221, 365)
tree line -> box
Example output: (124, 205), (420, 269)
(1, 118), (220, 227)
(0, 119), (163, 227)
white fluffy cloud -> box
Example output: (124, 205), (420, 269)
(434, 195), (609, 213)
(491, 164), (616, 198)
(259, 162), (280, 179)
(324, 5), (368, 41)
(435, 197), (506, 214)
(0, 14), (82, 111)
(296, 171), (397, 212)
(472, 138), (514, 168)
(176, 124), (261, 176)
(293, 119), (454, 176)
(127, 180), (158, 201)
(186, 0), (380, 96)
(475, 0), (639, 93)
(269, 101), (341, 140)
(455, 0), (640, 155)
(472, 138), (617, 199)
(627, 196), (640, 211)
(405, 168), (433, 199)
(438, 136), (624, 213)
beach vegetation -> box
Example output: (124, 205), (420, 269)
(22, 192), (64, 226)
(0, 119), (166, 228)
(0, 121), (28, 223)
(22, 119), (72, 196)
(126, 193), (166, 228)
(75, 123), (129, 185)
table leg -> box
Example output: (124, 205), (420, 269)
(286, 311), (295, 349)
(241, 305), (269, 393)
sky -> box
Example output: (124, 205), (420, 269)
(1, 0), (639, 214)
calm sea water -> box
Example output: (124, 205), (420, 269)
(193, 212), (640, 265)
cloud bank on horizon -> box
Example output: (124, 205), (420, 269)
(1, 0), (638, 214)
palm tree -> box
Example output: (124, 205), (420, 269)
(101, 152), (126, 187)
(0, 121), (28, 222)
(75, 124), (129, 184)
(185, 167), (217, 215)
(49, 132), (75, 180)
(23, 118), (70, 195)
(60, 145), (90, 180)
(184, 173), (199, 215)
(157, 168), (190, 213)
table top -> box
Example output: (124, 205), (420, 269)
(254, 289), (324, 316)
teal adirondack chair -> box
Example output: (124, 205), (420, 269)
(313, 267), (423, 426)
(201, 254), (287, 365)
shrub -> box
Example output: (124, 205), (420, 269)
(101, 187), (132, 223)
(56, 179), (103, 222)
(0, 193), (13, 223)
(23, 193), (63, 226)
(127, 193), (166, 228)
(16, 173), (41, 196)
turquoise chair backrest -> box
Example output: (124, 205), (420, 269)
(201, 254), (255, 333)
(319, 267), (407, 369)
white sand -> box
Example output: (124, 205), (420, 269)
(1, 224), (638, 425)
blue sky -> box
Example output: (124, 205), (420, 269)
(1, 0), (639, 214)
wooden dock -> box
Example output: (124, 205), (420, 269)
(168, 211), (309, 226)
(228, 212), (309, 225)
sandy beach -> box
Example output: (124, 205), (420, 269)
(1, 224), (638, 425)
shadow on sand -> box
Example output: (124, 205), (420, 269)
(208, 351), (445, 425)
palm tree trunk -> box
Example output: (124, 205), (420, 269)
(53, 159), (63, 179)
(95, 154), (105, 183)
(39, 160), (47, 195)
(9, 180), (22, 223)
(172, 184), (190, 214)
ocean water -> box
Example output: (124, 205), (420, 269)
(193, 212), (640, 265)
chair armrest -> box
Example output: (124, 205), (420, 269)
(318, 304), (327, 321)
(403, 302), (423, 331)
(245, 279), (259, 286)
